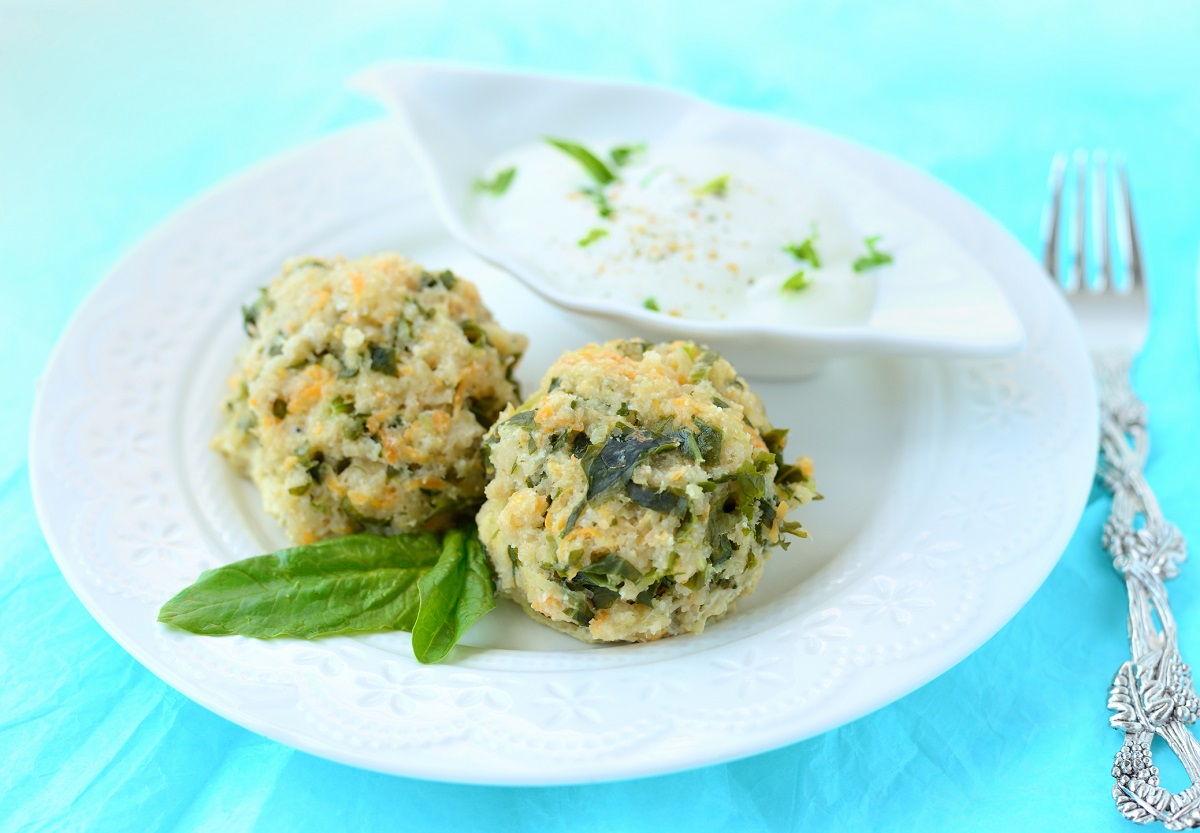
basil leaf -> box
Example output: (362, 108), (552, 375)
(545, 137), (617, 185)
(412, 527), (497, 664)
(157, 534), (442, 638)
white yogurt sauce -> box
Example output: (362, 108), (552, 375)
(476, 140), (877, 326)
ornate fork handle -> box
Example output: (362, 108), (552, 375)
(1097, 355), (1200, 828)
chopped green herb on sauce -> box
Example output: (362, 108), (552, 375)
(783, 227), (821, 268)
(692, 173), (730, 197)
(643, 297), (661, 312)
(781, 270), (811, 292)
(580, 185), (614, 219)
(577, 227), (609, 247)
(545, 138), (617, 185)
(853, 235), (894, 272)
(473, 166), (516, 196)
(609, 143), (646, 167)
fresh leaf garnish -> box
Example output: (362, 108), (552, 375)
(157, 534), (443, 638)
(783, 227), (821, 268)
(411, 527), (496, 664)
(852, 235), (894, 272)
(609, 143), (646, 167)
(781, 270), (811, 292)
(692, 173), (730, 197)
(473, 166), (517, 196)
(643, 297), (661, 312)
(578, 227), (609, 247)
(545, 138), (617, 185)
(158, 530), (499, 663)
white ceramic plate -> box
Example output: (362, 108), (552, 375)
(30, 119), (1096, 785)
(353, 63), (1026, 378)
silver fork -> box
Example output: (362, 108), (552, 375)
(1043, 150), (1197, 828)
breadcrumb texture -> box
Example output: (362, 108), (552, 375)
(214, 253), (527, 544)
(476, 339), (816, 643)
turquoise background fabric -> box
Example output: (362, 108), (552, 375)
(4, 1), (1200, 830)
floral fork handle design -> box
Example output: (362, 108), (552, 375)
(1097, 355), (1199, 828)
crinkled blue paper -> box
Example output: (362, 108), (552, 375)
(3, 1), (1200, 830)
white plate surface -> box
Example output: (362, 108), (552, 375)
(30, 119), (1096, 785)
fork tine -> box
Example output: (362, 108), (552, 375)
(1070, 149), (1088, 292)
(1092, 150), (1111, 292)
(1114, 158), (1146, 290)
(1041, 153), (1067, 281)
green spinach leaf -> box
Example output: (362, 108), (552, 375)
(501, 409), (537, 429)
(368, 343), (397, 375)
(584, 429), (681, 501)
(625, 481), (689, 516)
(579, 553), (643, 587)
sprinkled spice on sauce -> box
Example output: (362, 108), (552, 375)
(475, 139), (885, 327)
